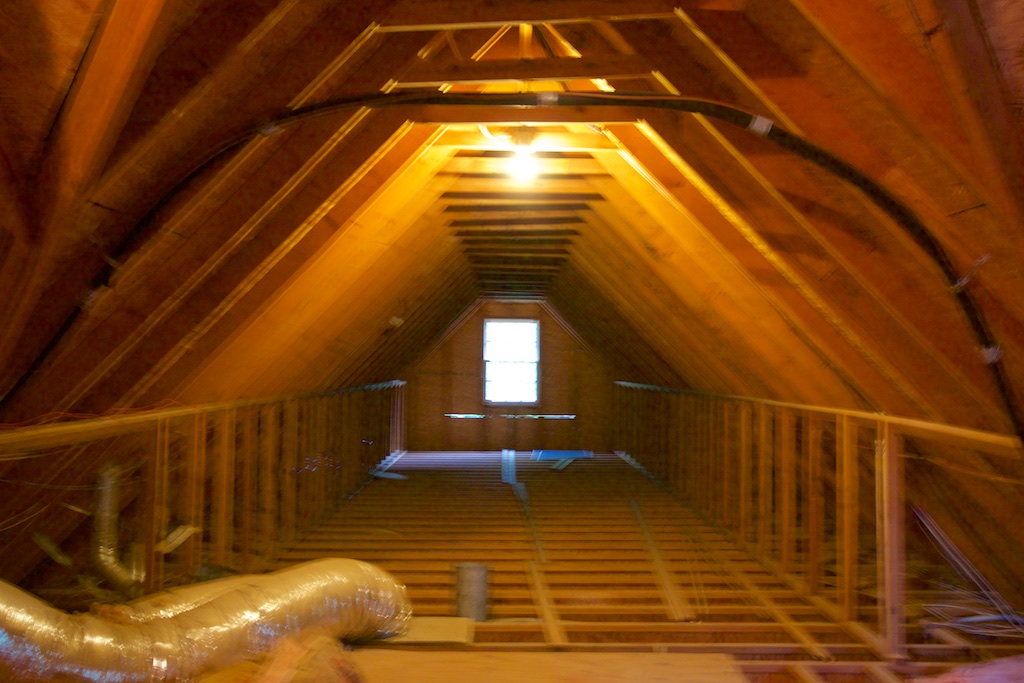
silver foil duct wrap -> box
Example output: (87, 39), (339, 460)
(0, 557), (411, 681)
(92, 464), (145, 598)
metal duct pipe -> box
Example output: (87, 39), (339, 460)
(0, 557), (411, 682)
(93, 464), (144, 598)
(101, 573), (254, 624)
(454, 562), (488, 621)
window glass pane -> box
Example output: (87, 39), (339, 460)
(484, 320), (539, 361)
(485, 362), (538, 402)
(483, 319), (539, 403)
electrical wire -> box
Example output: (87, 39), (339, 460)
(0, 450), (65, 462)
(0, 399), (186, 429)
(2, 92), (1019, 447)
(914, 506), (1024, 637)
(0, 502), (51, 533)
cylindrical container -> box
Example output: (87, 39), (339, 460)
(454, 563), (488, 621)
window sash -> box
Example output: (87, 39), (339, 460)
(484, 319), (539, 404)
(483, 320), (539, 362)
(485, 360), (538, 403)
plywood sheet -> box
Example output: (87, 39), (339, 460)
(348, 651), (748, 683)
(388, 617), (476, 644)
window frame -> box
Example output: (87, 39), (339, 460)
(482, 318), (540, 406)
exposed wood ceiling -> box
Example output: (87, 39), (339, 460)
(0, 0), (1023, 590)
(0, 0), (1020, 417)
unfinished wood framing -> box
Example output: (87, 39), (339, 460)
(737, 402), (753, 544)
(0, 383), (404, 584)
(280, 399), (299, 549)
(719, 401), (733, 531)
(259, 403), (282, 561)
(756, 403), (773, 559)
(632, 500), (696, 621)
(527, 561), (569, 646)
(836, 414), (860, 622)
(776, 408), (796, 573)
(237, 407), (258, 572)
(803, 414), (824, 595)
(143, 417), (171, 593)
(179, 412), (207, 575)
(876, 421), (907, 661)
(210, 408), (236, 567)
(264, 448), (1013, 681)
(1, 2), (1023, 680)
(613, 382), (1024, 677)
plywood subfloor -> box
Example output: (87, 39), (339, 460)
(389, 616), (476, 644)
(347, 651), (748, 683)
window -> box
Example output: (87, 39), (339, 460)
(483, 319), (539, 403)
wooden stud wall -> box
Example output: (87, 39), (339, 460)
(613, 381), (1023, 663)
(143, 418), (171, 593)
(0, 382), (406, 588)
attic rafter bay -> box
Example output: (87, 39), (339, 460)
(102, 89), (1021, 441)
(5, 4), (1024, 679)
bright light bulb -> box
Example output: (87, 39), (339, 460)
(508, 146), (537, 181)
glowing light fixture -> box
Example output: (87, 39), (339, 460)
(507, 127), (538, 181)
(508, 144), (538, 181)
(478, 125), (539, 181)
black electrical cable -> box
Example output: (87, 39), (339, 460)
(3, 91), (1019, 444)
(762, 124), (1022, 441)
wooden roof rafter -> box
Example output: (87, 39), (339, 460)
(179, 171), (464, 400)
(547, 264), (685, 385)
(1, 0), (1016, 426)
(604, 119), (938, 416)
(628, 108), (1010, 427)
(676, 4), (1024, 321)
(569, 222), (747, 393)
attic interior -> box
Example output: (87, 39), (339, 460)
(2, 0), (1024, 680)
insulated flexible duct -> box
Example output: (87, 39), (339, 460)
(93, 464), (144, 598)
(0, 557), (411, 682)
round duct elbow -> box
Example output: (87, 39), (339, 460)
(92, 464), (144, 598)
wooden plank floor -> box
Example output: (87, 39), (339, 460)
(270, 451), (983, 680)
(347, 651), (747, 683)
